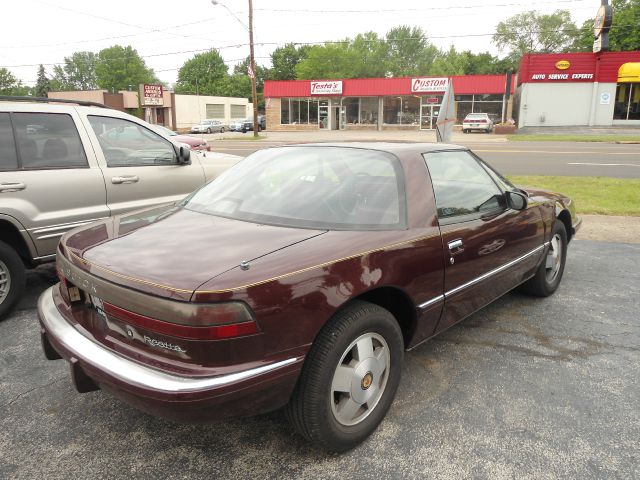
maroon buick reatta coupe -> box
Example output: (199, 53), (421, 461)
(38, 143), (580, 451)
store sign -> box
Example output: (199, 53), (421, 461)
(411, 77), (449, 93)
(310, 81), (343, 95)
(600, 92), (611, 105)
(555, 60), (571, 70)
(594, 3), (613, 38)
(141, 84), (164, 106)
(530, 73), (594, 81)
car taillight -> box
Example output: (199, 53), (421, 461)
(478, 119), (487, 123)
(103, 302), (259, 340)
(56, 267), (71, 304)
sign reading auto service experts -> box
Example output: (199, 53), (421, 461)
(411, 77), (449, 93)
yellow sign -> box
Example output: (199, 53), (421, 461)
(555, 60), (571, 70)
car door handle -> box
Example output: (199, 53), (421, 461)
(448, 239), (464, 252)
(111, 176), (139, 184)
(0, 182), (26, 192)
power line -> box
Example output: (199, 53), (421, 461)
(2, 21), (634, 72)
(254, 0), (590, 14)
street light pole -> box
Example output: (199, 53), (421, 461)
(212, 0), (259, 138)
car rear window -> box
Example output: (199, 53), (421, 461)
(182, 146), (407, 231)
(0, 113), (18, 171)
(11, 113), (88, 170)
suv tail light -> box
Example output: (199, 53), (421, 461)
(103, 302), (258, 340)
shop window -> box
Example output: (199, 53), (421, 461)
(614, 84), (640, 120)
(280, 98), (319, 125)
(383, 96), (420, 125)
(455, 102), (473, 124)
(475, 94), (503, 102)
(281, 99), (290, 124)
(343, 98), (359, 124)
(455, 95), (473, 102)
(360, 97), (378, 125)
(472, 101), (503, 123)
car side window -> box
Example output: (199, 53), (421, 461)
(88, 115), (177, 168)
(0, 113), (18, 171)
(12, 113), (88, 170)
(423, 150), (504, 222)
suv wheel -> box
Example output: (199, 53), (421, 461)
(0, 241), (26, 321)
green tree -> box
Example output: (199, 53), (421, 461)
(384, 26), (439, 77)
(268, 43), (311, 80)
(295, 42), (361, 79)
(95, 45), (157, 92)
(34, 64), (51, 97)
(430, 47), (471, 76)
(493, 10), (579, 58)
(52, 51), (98, 90)
(574, 0), (640, 51)
(174, 49), (229, 96)
(233, 56), (268, 91)
(0, 67), (30, 95)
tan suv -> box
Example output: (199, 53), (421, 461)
(0, 97), (238, 319)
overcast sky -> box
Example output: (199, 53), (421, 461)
(1, 0), (598, 86)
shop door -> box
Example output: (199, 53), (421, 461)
(420, 104), (440, 130)
(319, 106), (329, 129)
(339, 107), (346, 130)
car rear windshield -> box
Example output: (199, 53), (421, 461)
(181, 146), (407, 230)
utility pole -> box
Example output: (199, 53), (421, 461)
(211, 0), (259, 138)
(248, 0), (258, 138)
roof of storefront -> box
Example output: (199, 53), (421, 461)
(264, 74), (513, 98)
(518, 51), (640, 84)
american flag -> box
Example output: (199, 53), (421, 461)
(247, 64), (255, 79)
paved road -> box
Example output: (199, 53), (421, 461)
(203, 133), (640, 178)
(1, 240), (638, 479)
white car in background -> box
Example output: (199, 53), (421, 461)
(462, 113), (494, 133)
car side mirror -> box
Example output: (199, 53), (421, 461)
(506, 190), (528, 211)
(176, 145), (191, 165)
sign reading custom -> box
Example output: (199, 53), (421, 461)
(141, 84), (164, 106)
(310, 81), (343, 95)
(411, 77), (449, 93)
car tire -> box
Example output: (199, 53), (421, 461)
(520, 221), (567, 297)
(0, 241), (26, 321)
(286, 300), (404, 452)
(206, 128), (211, 134)
(220, 127), (225, 133)
(463, 129), (468, 133)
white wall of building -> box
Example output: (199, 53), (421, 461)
(518, 83), (591, 127)
(518, 82), (618, 127)
(173, 95), (253, 129)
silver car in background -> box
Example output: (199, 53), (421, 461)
(190, 119), (226, 134)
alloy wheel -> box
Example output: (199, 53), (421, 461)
(545, 233), (563, 283)
(0, 260), (11, 305)
(330, 332), (390, 426)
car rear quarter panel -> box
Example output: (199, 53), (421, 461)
(193, 151), (445, 356)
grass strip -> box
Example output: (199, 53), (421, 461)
(507, 134), (640, 143)
(506, 176), (640, 216)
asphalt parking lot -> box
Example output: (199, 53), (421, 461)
(1, 239), (638, 480)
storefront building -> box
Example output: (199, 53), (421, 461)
(515, 51), (640, 127)
(263, 75), (513, 131)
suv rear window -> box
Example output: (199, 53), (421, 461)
(0, 113), (18, 171)
(12, 113), (88, 169)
